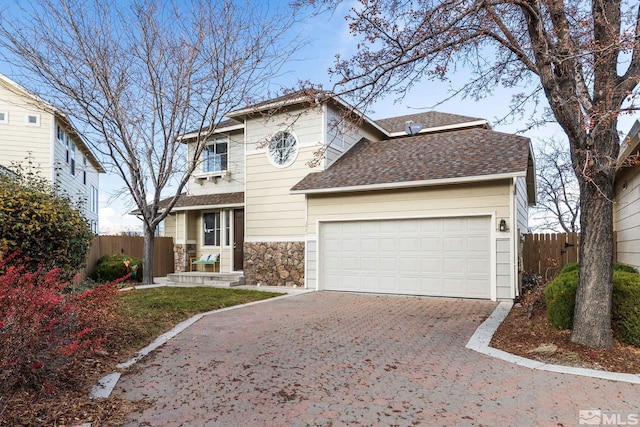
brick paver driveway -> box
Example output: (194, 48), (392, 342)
(115, 292), (640, 426)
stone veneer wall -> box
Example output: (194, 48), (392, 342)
(174, 243), (196, 272)
(244, 241), (305, 287)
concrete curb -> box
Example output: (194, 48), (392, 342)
(91, 291), (311, 399)
(466, 301), (640, 384)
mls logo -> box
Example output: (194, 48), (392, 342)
(579, 410), (602, 425)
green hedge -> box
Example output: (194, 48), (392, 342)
(544, 269), (578, 329)
(91, 254), (143, 283)
(544, 263), (640, 346)
(613, 272), (640, 347)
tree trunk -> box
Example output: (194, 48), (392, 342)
(570, 168), (615, 349)
(142, 224), (155, 285)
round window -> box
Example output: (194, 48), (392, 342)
(267, 131), (298, 167)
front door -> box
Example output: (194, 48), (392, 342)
(233, 209), (245, 270)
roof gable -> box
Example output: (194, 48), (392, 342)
(291, 128), (531, 193)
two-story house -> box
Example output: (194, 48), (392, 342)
(162, 90), (535, 301)
(0, 74), (104, 232)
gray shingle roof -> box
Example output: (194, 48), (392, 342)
(375, 111), (486, 134)
(291, 128), (530, 193)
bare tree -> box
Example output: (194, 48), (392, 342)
(299, 0), (639, 348)
(531, 138), (580, 233)
(0, 0), (299, 284)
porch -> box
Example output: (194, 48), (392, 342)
(166, 271), (245, 287)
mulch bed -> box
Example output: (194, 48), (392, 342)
(490, 283), (640, 374)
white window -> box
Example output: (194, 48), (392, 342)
(25, 114), (40, 126)
(65, 135), (70, 163)
(82, 156), (87, 185)
(203, 140), (228, 173)
(0, 111), (8, 124)
(203, 211), (221, 246)
(57, 125), (64, 142)
(70, 143), (76, 175)
(90, 186), (98, 214)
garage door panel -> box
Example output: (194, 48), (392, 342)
(399, 257), (421, 272)
(420, 257), (442, 274)
(421, 237), (442, 252)
(443, 258), (464, 273)
(443, 217), (465, 231)
(380, 238), (400, 250)
(467, 236), (489, 252)
(320, 217), (491, 299)
(468, 258), (489, 273)
(399, 237), (420, 251)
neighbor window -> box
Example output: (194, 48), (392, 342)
(90, 186), (98, 214)
(203, 212), (221, 246)
(82, 156), (87, 185)
(65, 136), (70, 163)
(25, 114), (40, 126)
(57, 125), (65, 142)
(203, 140), (228, 173)
(0, 111), (8, 124)
(70, 143), (76, 175)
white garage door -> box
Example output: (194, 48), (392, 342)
(319, 216), (491, 299)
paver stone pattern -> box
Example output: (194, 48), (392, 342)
(115, 292), (640, 426)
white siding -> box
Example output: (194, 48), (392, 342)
(615, 169), (640, 269)
(0, 83), (54, 179)
(245, 106), (323, 240)
(0, 82), (102, 229)
(305, 237), (317, 289)
(496, 238), (512, 300)
(306, 182), (511, 231)
(515, 176), (529, 233)
(323, 106), (382, 168)
(52, 119), (101, 229)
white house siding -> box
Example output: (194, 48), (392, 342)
(323, 106), (383, 168)
(305, 237), (317, 289)
(52, 119), (101, 230)
(164, 214), (177, 239)
(244, 106), (324, 240)
(614, 169), (640, 269)
(0, 84), (54, 180)
(305, 181), (515, 300)
(0, 85), (102, 230)
(496, 238), (513, 300)
(515, 176), (529, 233)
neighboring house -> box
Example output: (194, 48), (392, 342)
(0, 74), (104, 232)
(614, 120), (640, 270)
(161, 90), (536, 301)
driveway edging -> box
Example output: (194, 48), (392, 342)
(466, 301), (640, 384)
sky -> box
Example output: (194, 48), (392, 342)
(0, 0), (638, 234)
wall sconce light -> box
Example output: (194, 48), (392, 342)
(499, 219), (508, 232)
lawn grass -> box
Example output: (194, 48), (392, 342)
(114, 286), (283, 349)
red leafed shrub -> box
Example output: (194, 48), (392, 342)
(0, 251), (118, 394)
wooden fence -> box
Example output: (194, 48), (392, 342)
(79, 235), (175, 281)
(522, 232), (579, 278)
(522, 232), (619, 278)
